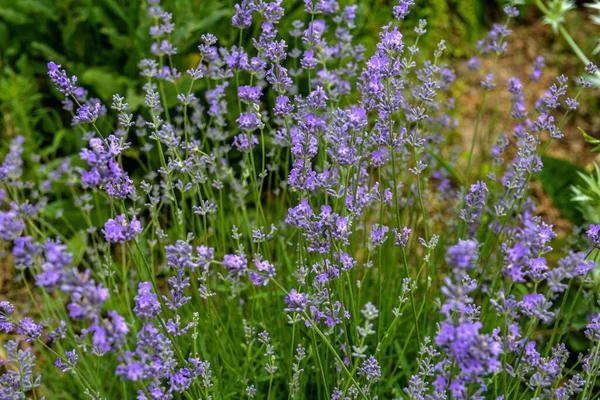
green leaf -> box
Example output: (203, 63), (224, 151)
(67, 230), (87, 265)
(579, 127), (600, 143)
(579, 127), (600, 152)
(40, 129), (68, 157)
(125, 87), (145, 112)
(43, 199), (67, 220)
(102, 0), (132, 30)
(30, 41), (66, 64)
(16, 0), (59, 21)
(80, 67), (128, 100)
(0, 21), (9, 50)
(99, 26), (131, 50)
(0, 5), (29, 25)
(61, 10), (88, 51)
(178, 8), (231, 42)
(536, 155), (585, 224)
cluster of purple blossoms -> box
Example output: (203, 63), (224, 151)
(0, 301), (43, 344)
(134, 282), (161, 319)
(79, 135), (134, 199)
(104, 214), (142, 243)
(36, 239), (73, 289)
(587, 223), (600, 248)
(250, 257), (276, 286)
(0, 203), (25, 241)
(1, 339), (42, 397)
(47, 61), (78, 96)
(0, 136), (25, 185)
(54, 349), (78, 373)
(435, 321), (502, 396)
(48, 61), (107, 119)
(460, 181), (487, 235)
(286, 200), (353, 254)
(284, 289), (309, 313)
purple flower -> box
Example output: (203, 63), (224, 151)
(47, 321), (67, 343)
(55, 350), (78, 373)
(300, 49), (317, 70)
(88, 311), (129, 355)
(460, 181), (487, 226)
(238, 85), (262, 104)
(378, 25), (404, 54)
(196, 245), (214, 272)
(266, 64), (293, 93)
(134, 282), (160, 319)
(151, 40), (178, 57)
(446, 240), (478, 272)
(519, 293), (554, 323)
(47, 61), (78, 96)
(370, 224), (389, 248)
(393, 0), (415, 20)
(585, 313), (600, 340)
(79, 135), (132, 196)
(587, 224), (600, 248)
(0, 208), (25, 241)
(0, 136), (25, 183)
(286, 199), (314, 229)
(393, 227), (411, 247)
(560, 251), (593, 278)
(118, 322), (177, 385)
(16, 318), (43, 342)
(233, 133), (259, 152)
(223, 253), (247, 278)
(36, 239), (73, 290)
(358, 355), (381, 383)
(436, 321), (501, 381)
(527, 257), (549, 281)
(265, 39), (287, 63)
(261, 1), (284, 23)
(274, 95), (293, 116)
(467, 57), (480, 71)
(0, 301), (14, 319)
(62, 269), (109, 320)
(502, 243), (527, 283)
(163, 270), (192, 311)
(480, 74), (496, 90)
(166, 240), (196, 269)
(237, 112), (262, 131)
(12, 236), (41, 268)
(250, 257), (276, 286)
(72, 101), (105, 125)
(504, 5), (519, 17)
(336, 251), (356, 271)
(103, 214), (142, 243)
(530, 56), (545, 82)
(284, 289), (309, 313)
(106, 175), (134, 200)
(508, 77), (523, 95)
(171, 368), (192, 392)
(189, 357), (213, 388)
(232, 0), (253, 29)
(2, 339), (41, 395)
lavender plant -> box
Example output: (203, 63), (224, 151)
(1, 0), (600, 399)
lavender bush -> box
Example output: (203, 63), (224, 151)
(1, 0), (600, 399)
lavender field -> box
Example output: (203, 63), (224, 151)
(1, 0), (600, 398)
